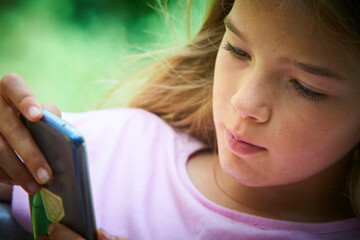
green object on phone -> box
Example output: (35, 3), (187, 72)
(29, 193), (52, 238)
(30, 188), (65, 239)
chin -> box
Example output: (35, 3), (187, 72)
(219, 156), (298, 188)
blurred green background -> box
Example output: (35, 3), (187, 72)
(0, 0), (207, 112)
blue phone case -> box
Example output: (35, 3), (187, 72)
(21, 108), (97, 240)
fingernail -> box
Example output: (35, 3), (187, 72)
(26, 181), (40, 193)
(47, 224), (54, 235)
(37, 167), (50, 184)
(28, 106), (41, 118)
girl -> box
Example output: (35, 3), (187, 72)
(1, 0), (360, 239)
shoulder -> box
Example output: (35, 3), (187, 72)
(63, 108), (166, 129)
(62, 108), (200, 153)
(62, 108), (175, 138)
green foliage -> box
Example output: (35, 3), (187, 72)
(0, 0), (206, 111)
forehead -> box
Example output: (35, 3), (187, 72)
(230, 0), (324, 47)
(228, 0), (360, 82)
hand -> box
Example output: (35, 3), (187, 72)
(0, 73), (61, 193)
(35, 223), (127, 240)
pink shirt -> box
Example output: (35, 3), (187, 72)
(12, 108), (360, 239)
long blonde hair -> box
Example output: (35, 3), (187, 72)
(108, 0), (360, 217)
(128, 0), (233, 150)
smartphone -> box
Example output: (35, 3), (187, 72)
(20, 108), (97, 240)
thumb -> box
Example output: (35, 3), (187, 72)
(97, 228), (128, 240)
(47, 223), (84, 240)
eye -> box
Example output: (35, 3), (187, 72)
(223, 41), (250, 60)
(290, 79), (326, 102)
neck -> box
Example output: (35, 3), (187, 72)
(213, 155), (355, 222)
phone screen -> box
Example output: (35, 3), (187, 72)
(21, 109), (97, 240)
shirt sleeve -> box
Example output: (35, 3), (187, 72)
(11, 186), (32, 232)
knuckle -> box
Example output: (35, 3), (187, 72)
(23, 149), (42, 167)
(6, 162), (33, 184)
(1, 103), (15, 116)
(2, 120), (21, 142)
(0, 138), (10, 159)
(0, 148), (5, 161)
(9, 166), (23, 179)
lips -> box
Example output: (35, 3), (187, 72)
(226, 129), (266, 155)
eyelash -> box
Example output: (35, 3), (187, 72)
(223, 41), (250, 60)
(223, 41), (326, 102)
(290, 79), (325, 101)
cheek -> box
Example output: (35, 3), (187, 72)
(270, 107), (359, 180)
(213, 48), (236, 120)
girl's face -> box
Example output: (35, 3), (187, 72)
(213, 0), (360, 187)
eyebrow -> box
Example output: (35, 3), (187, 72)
(280, 57), (347, 82)
(224, 16), (347, 82)
(224, 16), (249, 43)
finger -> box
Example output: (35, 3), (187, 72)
(0, 135), (41, 193)
(97, 228), (128, 240)
(0, 74), (51, 185)
(42, 103), (61, 118)
(0, 107), (52, 185)
(0, 73), (43, 121)
(0, 182), (13, 202)
(0, 167), (13, 184)
(47, 223), (84, 240)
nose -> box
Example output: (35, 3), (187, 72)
(231, 74), (272, 123)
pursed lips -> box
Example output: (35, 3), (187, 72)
(226, 128), (266, 150)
